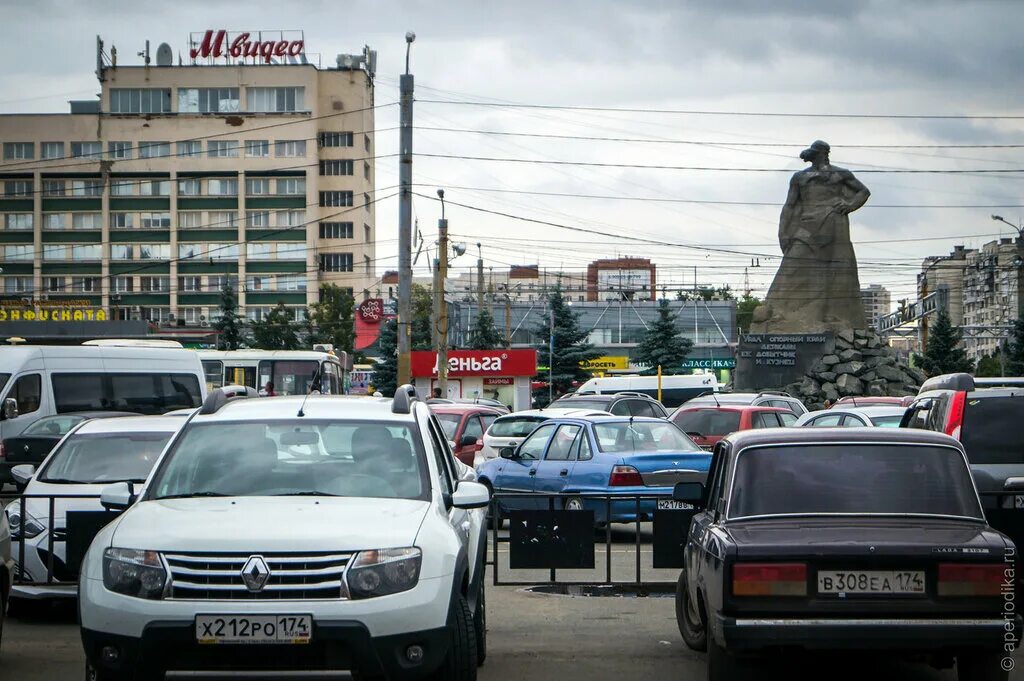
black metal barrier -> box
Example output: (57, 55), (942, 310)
(487, 492), (695, 588)
(3, 494), (121, 587)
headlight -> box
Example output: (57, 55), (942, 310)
(347, 547), (421, 599)
(102, 548), (167, 599)
(6, 509), (44, 539)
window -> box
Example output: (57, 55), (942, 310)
(364, 161), (371, 180)
(111, 276), (133, 293)
(246, 243), (272, 259)
(247, 275), (271, 291)
(9, 374), (41, 415)
(277, 274), (306, 291)
(3, 276), (32, 293)
(109, 88), (172, 113)
(279, 210), (305, 227)
(207, 275), (238, 292)
(177, 141), (202, 158)
(179, 307), (202, 325)
(5, 245), (33, 260)
(319, 222), (353, 239)
(138, 142), (171, 159)
(140, 276), (170, 292)
(111, 245), (133, 260)
(276, 243), (306, 260)
(210, 243), (239, 260)
(71, 179), (102, 196)
(140, 307), (171, 324)
(41, 244), (66, 261)
(245, 139), (269, 157)
(71, 276), (100, 293)
(319, 131), (353, 147)
(43, 214), (66, 230)
(246, 306), (272, 322)
(207, 179), (238, 196)
(961, 396), (1024, 464)
(178, 243), (200, 260)
(140, 212), (171, 229)
(246, 87), (304, 112)
(545, 424), (581, 461)
(43, 277), (66, 292)
(319, 159), (353, 176)
(518, 424), (557, 460)
(108, 141), (132, 159)
(178, 178), (201, 196)
(5, 213), (33, 230)
(4, 180), (32, 197)
(320, 253), (353, 272)
(275, 140), (306, 157)
(42, 180), (66, 196)
(209, 211), (238, 229)
(138, 244), (170, 260)
(364, 193), (371, 210)
(71, 142), (101, 158)
(41, 142), (64, 159)
(208, 140), (240, 158)
(246, 211), (270, 228)
(110, 213), (134, 229)
(140, 180), (170, 196)
(752, 412), (783, 429)
(364, 133), (371, 152)
(110, 180), (135, 196)
(672, 409), (742, 437)
(3, 142), (34, 160)
(178, 87), (240, 113)
(807, 414), (843, 427)
(277, 178), (305, 195)
(178, 276), (203, 292)
(364, 255), (371, 274)
(319, 191), (353, 207)
(245, 178), (271, 195)
(178, 212), (202, 229)
(72, 244), (101, 261)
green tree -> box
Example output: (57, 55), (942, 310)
(633, 299), (693, 374)
(975, 353), (1003, 378)
(1004, 318), (1024, 376)
(411, 284), (434, 349)
(736, 295), (762, 335)
(534, 286), (602, 406)
(213, 284), (246, 350)
(467, 308), (504, 349)
(250, 303), (302, 351)
(310, 284), (355, 354)
(915, 309), (974, 376)
(372, 318), (399, 397)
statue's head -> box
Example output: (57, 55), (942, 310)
(799, 139), (830, 163)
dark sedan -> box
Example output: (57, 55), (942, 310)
(674, 428), (1018, 681)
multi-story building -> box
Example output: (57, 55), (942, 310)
(920, 245), (973, 326)
(0, 32), (376, 340)
(860, 284), (891, 325)
(962, 237), (1024, 360)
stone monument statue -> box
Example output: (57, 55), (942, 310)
(750, 140), (871, 333)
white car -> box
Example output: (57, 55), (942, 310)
(0, 511), (12, 650)
(795, 405), (908, 428)
(5, 416), (179, 600)
(79, 385), (489, 681)
(476, 408), (611, 467)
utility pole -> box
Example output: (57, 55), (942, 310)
(505, 293), (512, 348)
(397, 31), (416, 386)
(436, 189), (449, 397)
(477, 243), (485, 313)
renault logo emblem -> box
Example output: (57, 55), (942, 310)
(241, 555), (271, 592)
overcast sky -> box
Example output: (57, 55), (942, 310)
(3, 0), (1023, 306)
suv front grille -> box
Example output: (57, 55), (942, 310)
(165, 551), (353, 600)
(641, 470), (705, 487)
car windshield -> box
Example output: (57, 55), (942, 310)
(869, 415), (904, 428)
(0, 373), (9, 392)
(39, 431), (172, 484)
(22, 414), (88, 436)
(489, 416), (545, 438)
(150, 420), (427, 500)
(435, 414), (460, 440)
(961, 395), (1024, 464)
(593, 422), (699, 453)
(729, 444), (983, 520)
(551, 399), (609, 411)
(672, 410), (741, 436)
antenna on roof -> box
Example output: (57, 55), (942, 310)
(296, 362), (325, 417)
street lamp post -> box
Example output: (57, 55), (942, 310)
(436, 189), (449, 397)
(397, 31), (416, 386)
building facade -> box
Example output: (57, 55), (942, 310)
(860, 284), (891, 325)
(0, 34), (376, 340)
(962, 238), (1024, 360)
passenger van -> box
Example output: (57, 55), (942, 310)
(0, 343), (207, 440)
(574, 374), (720, 408)
(198, 349), (351, 396)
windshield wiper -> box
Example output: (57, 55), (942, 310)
(157, 491), (229, 499)
(271, 491), (339, 497)
(37, 477), (89, 484)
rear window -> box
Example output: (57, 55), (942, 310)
(435, 413), (460, 440)
(729, 444), (982, 519)
(672, 409), (741, 436)
(489, 416), (545, 438)
(869, 415), (904, 428)
(961, 395), (1024, 464)
(550, 399), (610, 411)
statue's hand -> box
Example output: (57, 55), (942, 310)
(832, 200), (850, 215)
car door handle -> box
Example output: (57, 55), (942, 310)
(529, 469), (537, 476)
(559, 469), (569, 476)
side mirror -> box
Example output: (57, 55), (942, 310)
(673, 481), (705, 508)
(100, 481), (137, 512)
(460, 434), (478, 448)
(452, 481), (490, 509)
(499, 446), (516, 459)
(448, 441), (457, 452)
(10, 464), (35, 487)
(1005, 477), (1024, 493)
(1, 398), (18, 421)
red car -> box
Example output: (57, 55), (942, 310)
(670, 405), (798, 450)
(430, 404), (505, 466)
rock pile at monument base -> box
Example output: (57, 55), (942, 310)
(782, 328), (925, 410)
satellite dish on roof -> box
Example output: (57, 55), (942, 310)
(156, 43), (173, 67)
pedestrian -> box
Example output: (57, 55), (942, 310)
(823, 399), (832, 409)
(264, 381), (276, 397)
(432, 387), (442, 399)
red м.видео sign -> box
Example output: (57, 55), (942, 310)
(410, 349), (537, 378)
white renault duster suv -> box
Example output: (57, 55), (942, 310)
(78, 386), (490, 681)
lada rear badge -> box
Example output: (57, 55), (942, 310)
(241, 556), (271, 592)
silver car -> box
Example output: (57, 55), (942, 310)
(0, 510), (12, 649)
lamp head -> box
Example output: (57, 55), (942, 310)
(405, 32), (416, 43)
(437, 188), (445, 200)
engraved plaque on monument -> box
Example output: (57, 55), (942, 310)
(735, 333), (835, 391)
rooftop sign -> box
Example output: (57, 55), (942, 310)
(189, 30), (305, 64)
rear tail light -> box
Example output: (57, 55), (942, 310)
(938, 563), (1005, 597)
(608, 465), (644, 487)
(733, 563), (808, 597)
(0, 441), (5, 460)
(945, 391), (966, 439)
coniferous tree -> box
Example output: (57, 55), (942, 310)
(250, 303), (302, 350)
(633, 299), (693, 375)
(916, 309), (975, 376)
(214, 284), (246, 350)
(1004, 317), (1024, 376)
(310, 284), (355, 354)
(467, 308), (504, 349)
(372, 318), (399, 397)
(533, 286), (602, 406)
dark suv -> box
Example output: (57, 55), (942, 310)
(550, 392), (669, 418)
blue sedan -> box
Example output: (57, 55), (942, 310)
(476, 415), (710, 524)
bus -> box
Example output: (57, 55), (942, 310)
(573, 374), (720, 408)
(198, 350), (351, 396)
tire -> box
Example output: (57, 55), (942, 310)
(428, 595), (477, 681)
(675, 569), (707, 651)
(474, 581), (487, 667)
(707, 640), (757, 681)
(957, 652), (1009, 681)
(84, 662), (119, 681)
